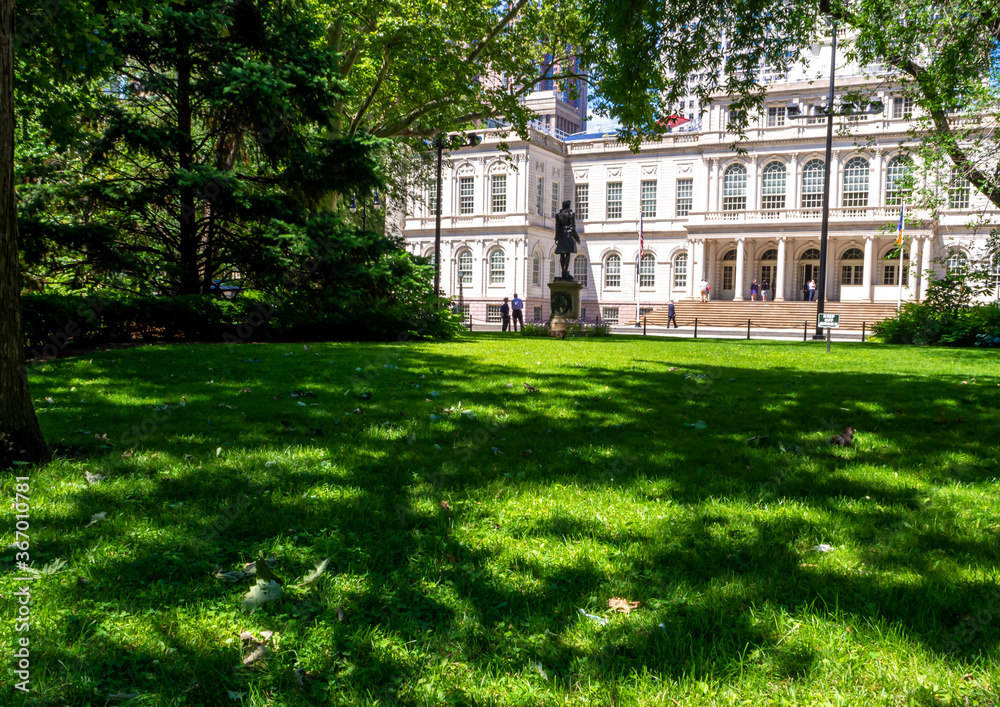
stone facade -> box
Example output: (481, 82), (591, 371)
(400, 79), (998, 324)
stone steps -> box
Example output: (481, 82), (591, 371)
(627, 301), (899, 330)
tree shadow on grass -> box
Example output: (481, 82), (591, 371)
(11, 340), (1000, 703)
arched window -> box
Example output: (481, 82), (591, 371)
(489, 248), (505, 285)
(991, 255), (1000, 289)
(425, 250), (437, 267)
(761, 161), (786, 210)
(882, 247), (910, 286)
(801, 159), (825, 209)
(673, 252), (688, 288)
(722, 164), (747, 211)
(842, 157), (870, 207)
(885, 156), (912, 205)
(801, 248), (820, 260)
(605, 253), (621, 288)
(532, 250), (541, 286)
(945, 250), (968, 272)
(639, 253), (655, 287)
(458, 250), (473, 284)
(759, 248), (777, 291)
(722, 249), (737, 261)
(573, 255), (589, 287)
(841, 247), (864, 285)
(760, 249), (778, 261)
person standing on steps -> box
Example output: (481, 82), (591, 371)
(699, 279), (709, 303)
(750, 279), (759, 301)
(500, 297), (510, 332)
(761, 279), (770, 301)
(808, 279), (817, 301)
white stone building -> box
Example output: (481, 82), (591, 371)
(399, 77), (998, 325)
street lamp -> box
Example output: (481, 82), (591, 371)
(433, 132), (483, 299)
(786, 21), (883, 339)
(348, 191), (382, 231)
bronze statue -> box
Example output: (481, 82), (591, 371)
(554, 199), (580, 279)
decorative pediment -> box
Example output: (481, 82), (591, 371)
(574, 169), (589, 180)
(677, 163), (693, 174)
(487, 159), (508, 174)
(607, 166), (623, 178)
(641, 164), (657, 176)
(456, 162), (475, 176)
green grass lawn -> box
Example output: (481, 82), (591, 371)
(3, 335), (1000, 706)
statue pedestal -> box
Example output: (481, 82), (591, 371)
(547, 279), (584, 338)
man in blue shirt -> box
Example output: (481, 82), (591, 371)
(511, 293), (524, 331)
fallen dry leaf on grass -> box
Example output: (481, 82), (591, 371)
(608, 597), (640, 614)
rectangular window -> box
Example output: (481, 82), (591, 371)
(767, 106), (786, 127)
(722, 266), (733, 291)
(428, 181), (438, 216)
(551, 181), (560, 217)
(580, 307), (587, 321)
(841, 264), (864, 286)
(892, 96), (913, 119)
(602, 307), (619, 325)
(491, 174), (507, 213)
(486, 305), (501, 323)
(575, 184), (589, 220)
(882, 263), (909, 287)
(640, 180), (657, 218)
(533, 305), (542, 321)
(535, 176), (544, 215)
(674, 255), (688, 288)
(639, 307), (654, 317)
(607, 182), (622, 219)
(949, 167), (971, 209)
(639, 256), (655, 288)
(532, 255), (540, 285)
(459, 304), (470, 319)
(676, 178), (693, 216)
(459, 177), (474, 214)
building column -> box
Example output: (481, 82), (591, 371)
(747, 156), (760, 211)
(706, 158), (718, 213)
(873, 149), (885, 206)
(734, 237), (746, 301)
(830, 152), (842, 208)
(862, 234), (874, 302)
(775, 236), (787, 301)
(705, 240), (716, 292)
(789, 153), (800, 211)
(687, 239), (697, 300)
(919, 235), (933, 300)
(909, 237), (921, 301)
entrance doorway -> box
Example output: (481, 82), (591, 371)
(798, 248), (820, 300)
(720, 248), (737, 299)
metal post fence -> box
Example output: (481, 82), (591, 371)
(803, 320), (808, 342)
(747, 318), (751, 340)
(694, 318), (698, 339)
(862, 321), (866, 342)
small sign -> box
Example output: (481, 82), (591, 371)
(817, 313), (840, 329)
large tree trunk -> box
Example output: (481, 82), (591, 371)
(0, 0), (49, 469)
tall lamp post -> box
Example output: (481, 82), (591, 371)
(787, 20), (882, 339)
(349, 191), (381, 230)
(433, 133), (482, 299)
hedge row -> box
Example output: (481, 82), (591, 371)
(22, 292), (459, 357)
(870, 301), (1000, 347)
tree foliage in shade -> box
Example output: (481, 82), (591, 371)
(20, 0), (382, 295)
(325, 0), (591, 140)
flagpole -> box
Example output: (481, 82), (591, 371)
(896, 202), (905, 312)
(635, 212), (643, 325)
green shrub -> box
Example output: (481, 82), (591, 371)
(871, 301), (1000, 346)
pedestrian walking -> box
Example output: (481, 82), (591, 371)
(667, 300), (678, 328)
